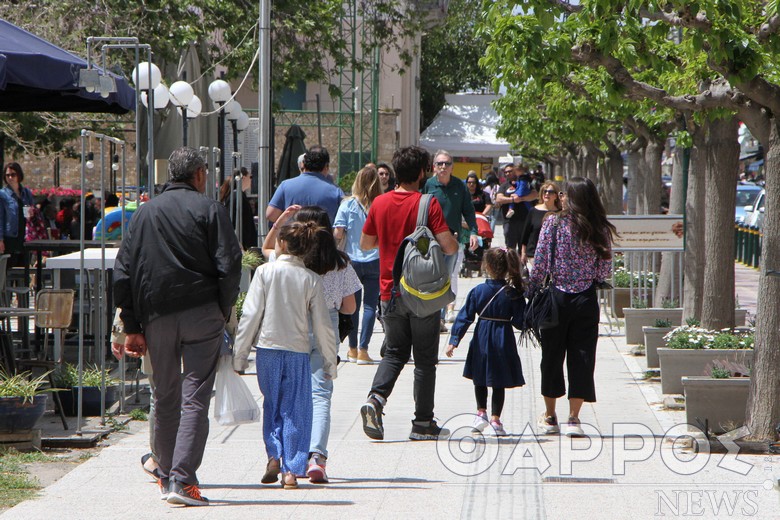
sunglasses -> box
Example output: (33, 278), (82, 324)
(434, 161), (453, 167)
(5, 172), (17, 178)
(542, 189), (557, 195)
(466, 180), (477, 184)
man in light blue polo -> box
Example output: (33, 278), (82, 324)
(266, 145), (344, 224)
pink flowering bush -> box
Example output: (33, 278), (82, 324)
(32, 187), (82, 198)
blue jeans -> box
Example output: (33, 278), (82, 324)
(309, 308), (339, 458)
(349, 259), (380, 350)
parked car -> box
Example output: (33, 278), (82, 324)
(735, 184), (763, 225)
(743, 188), (765, 230)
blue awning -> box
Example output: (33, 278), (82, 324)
(0, 20), (135, 113)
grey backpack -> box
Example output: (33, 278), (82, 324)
(391, 194), (455, 317)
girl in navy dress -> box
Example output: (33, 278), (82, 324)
(445, 247), (526, 436)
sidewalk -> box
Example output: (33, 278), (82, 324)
(2, 230), (777, 519)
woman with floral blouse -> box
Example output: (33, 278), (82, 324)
(528, 177), (616, 437)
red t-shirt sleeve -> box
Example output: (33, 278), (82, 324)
(427, 198), (449, 235)
(363, 204), (377, 236)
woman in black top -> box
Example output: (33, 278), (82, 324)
(520, 180), (561, 269)
(466, 171), (492, 214)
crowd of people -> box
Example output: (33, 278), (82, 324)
(109, 145), (615, 507)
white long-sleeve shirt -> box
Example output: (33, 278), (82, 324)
(232, 254), (338, 378)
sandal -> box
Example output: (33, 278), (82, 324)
(261, 457), (281, 484)
(141, 453), (161, 480)
(281, 472), (298, 489)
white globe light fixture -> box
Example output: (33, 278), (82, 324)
(141, 82), (171, 110)
(185, 95), (202, 119)
(236, 111), (250, 131)
(225, 100), (242, 122)
(131, 62), (162, 91)
(208, 79), (232, 105)
(169, 81), (194, 108)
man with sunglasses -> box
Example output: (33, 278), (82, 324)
(496, 163), (538, 253)
(423, 150), (479, 327)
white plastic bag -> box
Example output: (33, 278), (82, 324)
(214, 354), (261, 426)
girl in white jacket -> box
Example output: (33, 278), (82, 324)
(233, 221), (338, 489)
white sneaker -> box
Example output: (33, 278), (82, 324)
(564, 417), (585, 437)
(505, 209), (515, 219)
(537, 413), (559, 435)
(471, 411), (489, 432)
(490, 419), (507, 436)
(445, 309), (458, 323)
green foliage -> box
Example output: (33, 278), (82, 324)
(664, 326), (754, 350)
(661, 298), (680, 309)
(654, 319), (672, 328)
(710, 365), (732, 379)
(241, 250), (264, 270)
(129, 408), (148, 421)
(686, 317), (701, 327)
(711, 332), (754, 350)
(664, 326), (715, 350)
(0, 449), (43, 508)
(338, 171), (358, 194)
(235, 292), (247, 321)
(0, 370), (51, 402)
(631, 297), (648, 309)
(53, 364), (120, 388)
(420, 0), (492, 130)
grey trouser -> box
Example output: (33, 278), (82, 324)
(145, 302), (224, 485)
(370, 297), (440, 423)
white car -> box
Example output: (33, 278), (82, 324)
(743, 188), (765, 230)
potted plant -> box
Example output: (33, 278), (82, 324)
(658, 327), (754, 394)
(0, 370), (49, 432)
(682, 360), (751, 434)
(239, 249), (264, 292)
(642, 318), (673, 369)
(53, 364), (120, 416)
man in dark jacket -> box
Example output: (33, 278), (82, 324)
(114, 147), (241, 507)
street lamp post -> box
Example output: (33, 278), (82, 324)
(140, 82), (170, 187)
(169, 81), (195, 146)
(208, 79), (231, 186)
(225, 100), (242, 174)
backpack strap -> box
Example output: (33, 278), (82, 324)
(417, 194), (432, 228)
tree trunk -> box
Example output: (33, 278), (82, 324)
(683, 124), (706, 322)
(701, 116), (738, 329)
(644, 139), (664, 215)
(746, 119), (780, 442)
(654, 146), (686, 306)
(583, 143), (599, 183)
(628, 147), (644, 214)
(602, 143), (624, 215)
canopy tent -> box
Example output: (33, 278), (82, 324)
(419, 93), (511, 158)
(0, 19), (134, 113)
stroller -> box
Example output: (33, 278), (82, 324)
(460, 213), (494, 278)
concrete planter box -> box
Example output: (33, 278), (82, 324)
(623, 308), (683, 344)
(682, 376), (750, 434)
(611, 288), (632, 318)
(642, 326), (673, 369)
(658, 348), (754, 394)
(624, 309), (748, 345)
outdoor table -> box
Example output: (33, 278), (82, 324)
(45, 248), (119, 364)
(25, 240), (121, 293)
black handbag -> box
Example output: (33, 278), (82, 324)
(524, 217), (560, 345)
(338, 312), (354, 342)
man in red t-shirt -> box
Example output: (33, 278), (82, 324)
(359, 146), (458, 441)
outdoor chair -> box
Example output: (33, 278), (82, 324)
(16, 289), (76, 429)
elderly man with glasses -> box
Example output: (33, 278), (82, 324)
(423, 150), (479, 327)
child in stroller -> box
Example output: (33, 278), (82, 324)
(461, 213), (494, 278)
